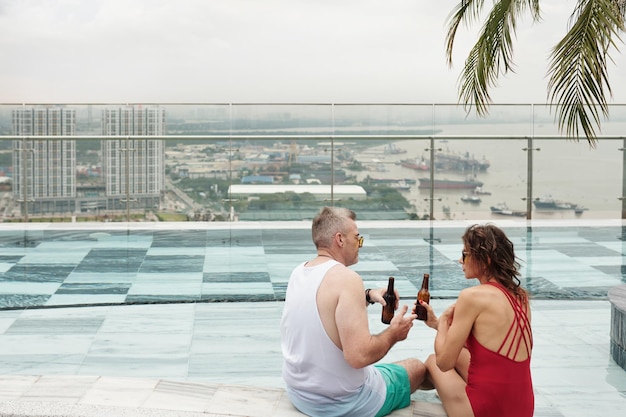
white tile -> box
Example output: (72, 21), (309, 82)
(201, 282), (274, 295)
(21, 375), (98, 403)
(353, 260), (399, 272)
(0, 282), (60, 294)
(0, 263), (13, 272)
(127, 282), (202, 296)
(0, 335), (93, 355)
(79, 376), (157, 407)
(142, 379), (215, 412)
(204, 385), (283, 416)
(0, 375), (39, 400)
(45, 294), (127, 306)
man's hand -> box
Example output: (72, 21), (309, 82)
(369, 286), (400, 309)
(388, 304), (417, 342)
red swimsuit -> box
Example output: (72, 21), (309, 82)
(465, 282), (534, 417)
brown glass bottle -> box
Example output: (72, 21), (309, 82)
(381, 277), (396, 324)
(415, 273), (430, 321)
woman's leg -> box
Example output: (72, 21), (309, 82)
(425, 354), (474, 417)
(455, 347), (471, 382)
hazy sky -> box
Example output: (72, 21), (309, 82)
(1, 0), (625, 104)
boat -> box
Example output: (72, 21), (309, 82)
(384, 143), (407, 155)
(418, 177), (483, 190)
(472, 186), (492, 195)
(387, 180), (411, 191)
(367, 159), (388, 172)
(533, 195), (588, 214)
(400, 157), (429, 171)
(365, 177), (411, 190)
(367, 177), (415, 185)
(490, 202), (527, 217)
(461, 195), (481, 204)
(434, 150), (490, 172)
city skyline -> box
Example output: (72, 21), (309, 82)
(11, 107), (77, 215)
(8, 105), (165, 216)
(1, 1), (625, 105)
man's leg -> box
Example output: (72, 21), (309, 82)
(374, 361), (422, 417)
(394, 358), (427, 392)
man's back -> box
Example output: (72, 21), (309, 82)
(280, 206), (426, 417)
(281, 260), (368, 396)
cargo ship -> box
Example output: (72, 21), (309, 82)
(435, 150), (490, 172)
(533, 195), (587, 214)
(384, 143), (407, 155)
(400, 157), (429, 171)
(365, 177), (411, 190)
(368, 177), (416, 185)
(418, 177), (483, 190)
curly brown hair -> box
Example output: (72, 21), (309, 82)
(462, 223), (528, 300)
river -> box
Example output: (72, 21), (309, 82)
(349, 136), (623, 220)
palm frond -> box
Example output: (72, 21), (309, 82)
(445, 0), (485, 67)
(618, 0), (626, 19)
(446, 0), (542, 116)
(547, 0), (625, 145)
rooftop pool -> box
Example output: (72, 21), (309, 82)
(1, 219), (625, 309)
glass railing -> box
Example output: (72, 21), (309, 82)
(1, 103), (625, 310)
(1, 103), (625, 222)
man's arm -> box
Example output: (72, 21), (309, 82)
(365, 286), (399, 309)
(335, 270), (416, 369)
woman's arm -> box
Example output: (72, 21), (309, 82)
(434, 290), (482, 371)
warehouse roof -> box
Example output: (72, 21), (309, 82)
(228, 184), (366, 199)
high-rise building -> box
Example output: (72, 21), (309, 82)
(12, 106), (76, 215)
(101, 106), (165, 210)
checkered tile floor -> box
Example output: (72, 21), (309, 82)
(0, 220), (624, 309)
(0, 220), (625, 416)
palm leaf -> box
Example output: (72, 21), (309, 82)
(445, 0), (626, 145)
(446, 1), (541, 116)
(547, 0), (624, 145)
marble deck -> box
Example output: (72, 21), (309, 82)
(0, 300), (623, 416)
(0, 219), (625, 416)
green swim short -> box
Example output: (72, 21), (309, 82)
(374, 363), (411, 417)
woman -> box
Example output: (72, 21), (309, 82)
(420, 224), (533, 417)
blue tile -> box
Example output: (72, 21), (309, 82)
(0, 265), (75, 283)
(55, 283), (131, 295)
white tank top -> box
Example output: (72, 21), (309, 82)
(281, 260), (385, 413)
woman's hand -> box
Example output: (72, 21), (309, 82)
(438, 303), (456, 328)
(414, 300), (440, 329)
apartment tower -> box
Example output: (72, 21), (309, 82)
(12, 106), (77, 215)
(101, 106), (165, 210)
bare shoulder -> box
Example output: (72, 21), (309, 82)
(325, 262), (360, 281)
(323, 263), (363, 292)
(457, 285), (501, 307)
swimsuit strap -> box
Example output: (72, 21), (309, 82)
(486, 281), (533, 360)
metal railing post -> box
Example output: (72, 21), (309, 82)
(618, 138), (626, 220)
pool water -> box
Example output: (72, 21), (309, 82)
(1, 221), (624, 309)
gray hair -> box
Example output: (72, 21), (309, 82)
(312, 207), (356, 249)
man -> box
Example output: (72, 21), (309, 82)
(280, 206), (427, 417)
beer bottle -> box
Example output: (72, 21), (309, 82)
(415, 273), (430, 321)
(381, 277), (396, 324)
